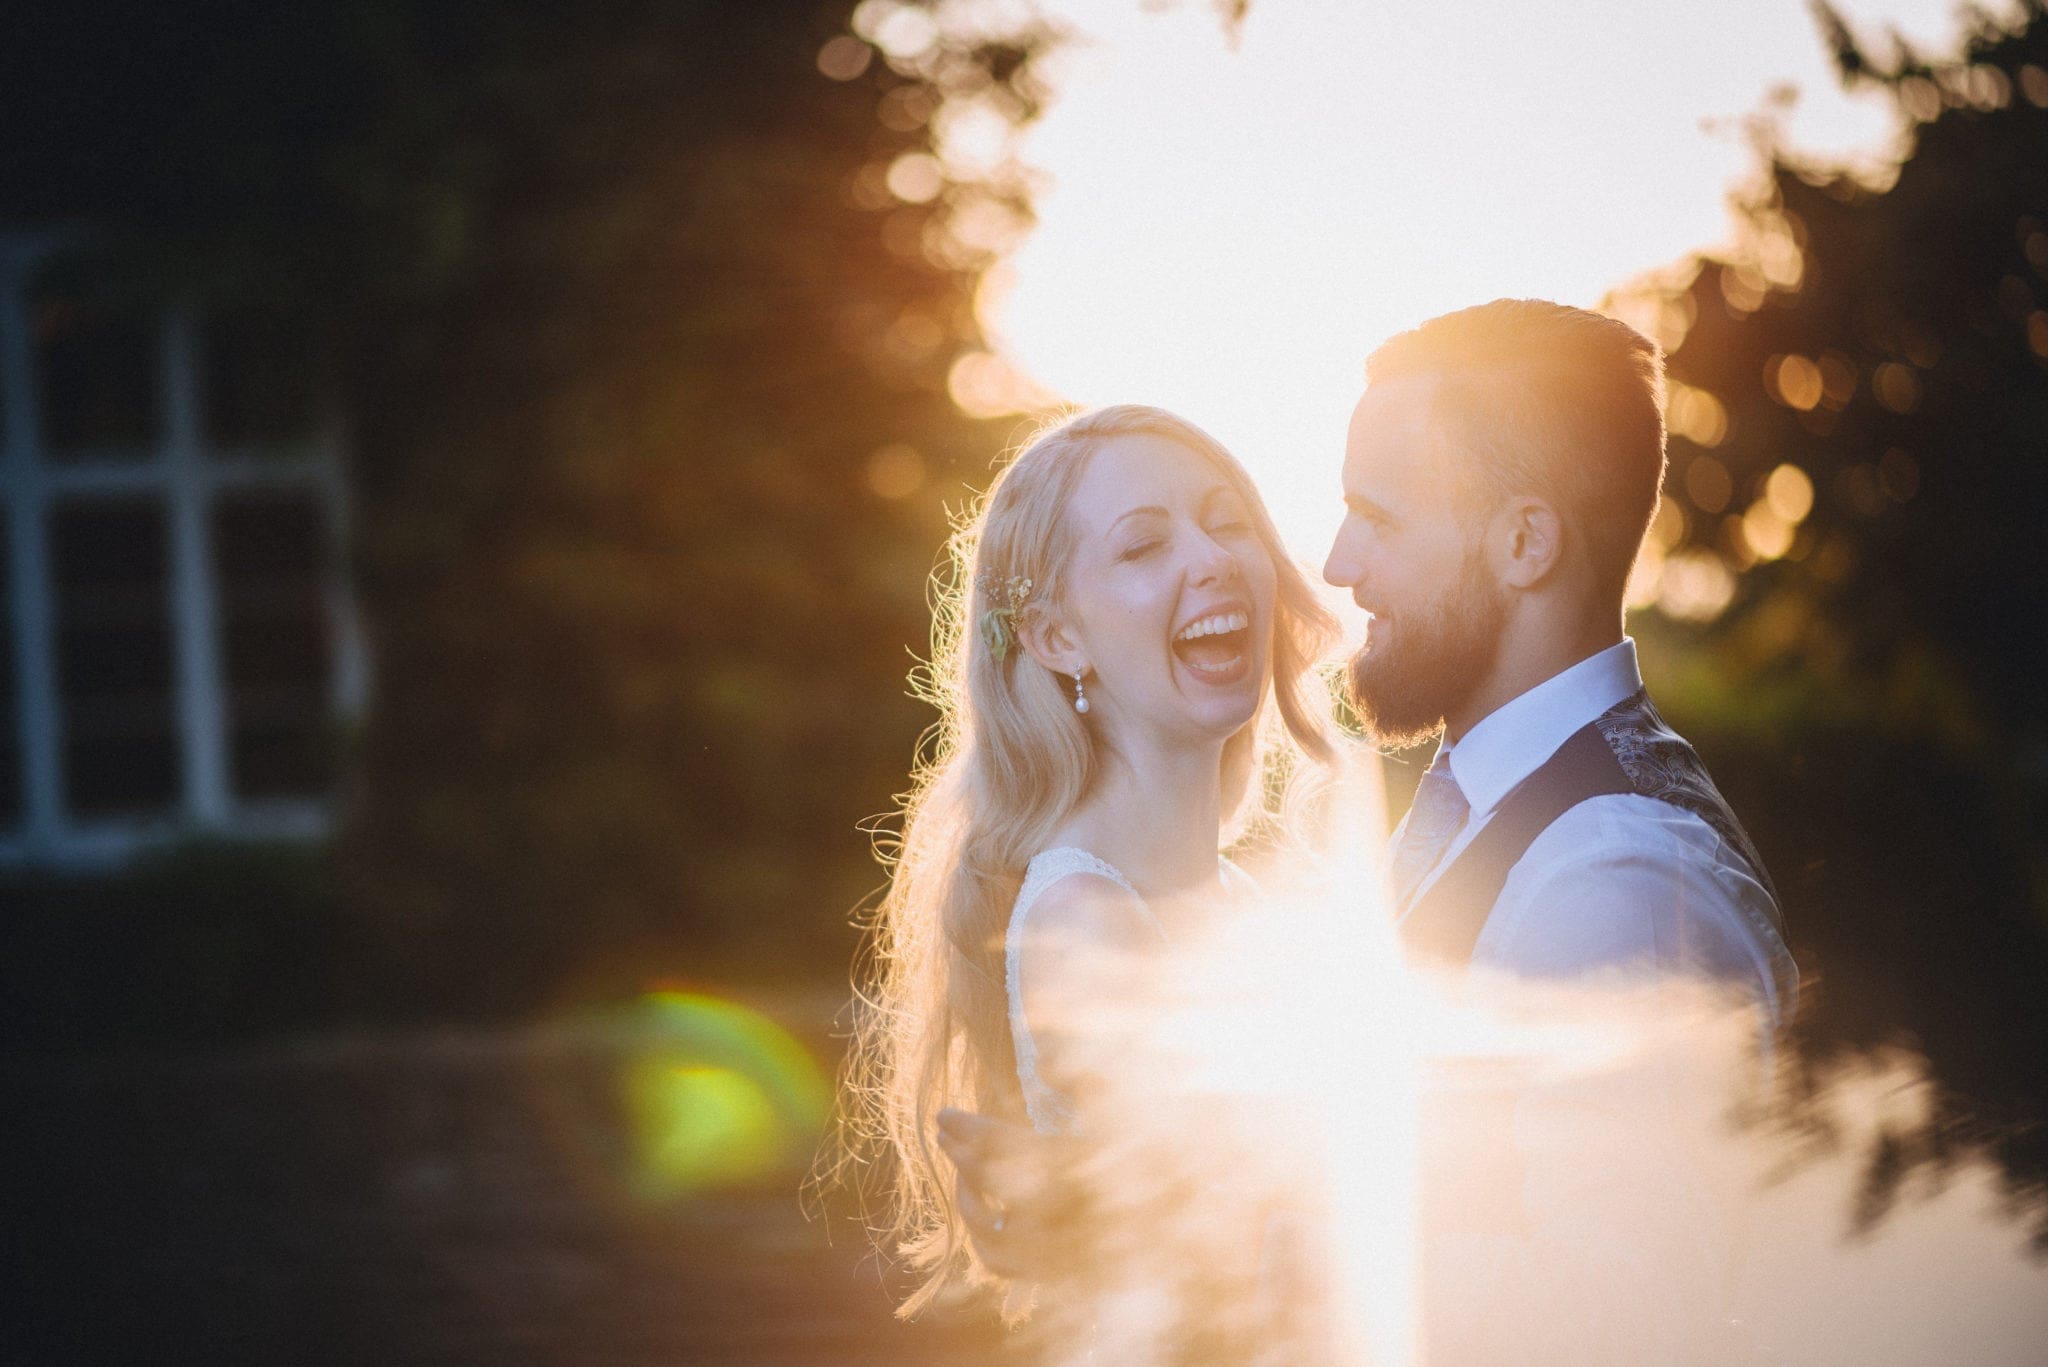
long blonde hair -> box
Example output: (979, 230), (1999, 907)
(843, 405), (1336, 1315)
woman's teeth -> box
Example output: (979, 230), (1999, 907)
(1172, 611), (1252, 678)
(1173, 611), (1250, 643)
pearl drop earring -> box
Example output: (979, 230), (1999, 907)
(1072, 669), (1090, 714)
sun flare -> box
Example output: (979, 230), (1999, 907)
(916, 0), (1971, 568)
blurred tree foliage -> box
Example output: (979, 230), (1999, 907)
(1613, 2), (2048, 1240)
(1627, 2), (2048, 891)
(0, 1), (1061, 1019)
(333, 1), (1058, 1011)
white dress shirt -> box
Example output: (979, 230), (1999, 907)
(1400, 639), (1795, 1023)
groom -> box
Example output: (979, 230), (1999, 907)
(939, 297), (1796, 1272)
(1324, 298), (1795, 1013)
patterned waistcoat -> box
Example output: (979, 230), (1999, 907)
(1400, 689), (1793, 1008)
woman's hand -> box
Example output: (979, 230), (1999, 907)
(936, 1108), (1074, 1280)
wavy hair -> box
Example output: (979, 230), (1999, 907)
(836, 405), (1337, 1316)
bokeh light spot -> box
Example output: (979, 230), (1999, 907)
(933, 98), (1012, 178)
(1836, 463), (1886, 517)
(885, 152), (945, 205)
(2022, 64), (2048, 107)
(1625, 540), (1665, 609)
(1873, 361), (1922, 413)
(1656, 548), (1737, 622)
(1818, 350), (1858, 407)
(1756, 213), (1806, 289)
(883, 308), (944, 362)
(1899, 75), (1942, 121)
(854, 1), (940, 61)
(816, 35), (874, 82)
(1963, 63), (2012, 110)
(1767, 354), (1825, 411)
(1742, 502), (1796, 561)
(1764, 463), (1815, 524)
(878, 84), (936, 133)
(1666, 382), (1728, 447)
(866, 442), (927, 499)
(1611, 290), (1696, 353)
(1720, 262), (1769, 314)
(1650, 493), (1688, 551)
(948, 349), (1055, 418)
(1684, 454), (1733, 514)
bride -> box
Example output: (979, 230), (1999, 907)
(847, 404), (1336, 1318)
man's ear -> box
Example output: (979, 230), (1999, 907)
(1017, 609), (1086, 677)
(1490, 496), (1565, 589)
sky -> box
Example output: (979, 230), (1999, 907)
(956, 0), (1993, 569)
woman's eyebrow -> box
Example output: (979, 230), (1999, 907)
(1107, 505), (1168, 534)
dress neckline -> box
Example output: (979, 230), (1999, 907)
(1026, 844), (1251, 905)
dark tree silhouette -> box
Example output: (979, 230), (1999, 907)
(331, 2), (1060, 1010)
(1617, 1), (2048, 1244)
(1640, 2), (2048, 847)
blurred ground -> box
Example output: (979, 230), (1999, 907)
(5, 1023), (1003, 1366)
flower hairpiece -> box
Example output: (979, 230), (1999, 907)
(977, 572), (1034, 662)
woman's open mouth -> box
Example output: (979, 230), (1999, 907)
(1171, 610), (1253, 686)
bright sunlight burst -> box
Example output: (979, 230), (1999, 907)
(937, 0), (1974, 569)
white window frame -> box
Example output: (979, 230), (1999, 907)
(0, 235), (368, 868)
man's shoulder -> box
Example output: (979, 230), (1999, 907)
(1591, 693), (1728, 813)
(1479, 792), (1791, 1003)
(1499, 793), (1762, 940)
(1531, 789), (1732, 865)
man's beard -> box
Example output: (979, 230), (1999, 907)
(1344, 549), (1507, 748)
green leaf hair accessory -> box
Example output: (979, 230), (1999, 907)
(977, 573), (1034, 662)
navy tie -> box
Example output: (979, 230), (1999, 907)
(1390, 752), (1470, 912)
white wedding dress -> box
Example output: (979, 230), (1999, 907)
(1006, 846), (1255, 1134)
(1006, 847), (1147, 1134)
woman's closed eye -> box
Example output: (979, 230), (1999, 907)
(1117, 538), (1163, 562)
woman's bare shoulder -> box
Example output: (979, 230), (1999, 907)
(1017, 870), (1152, 951)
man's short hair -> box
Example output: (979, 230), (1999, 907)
(1366, 299), (1666, 604)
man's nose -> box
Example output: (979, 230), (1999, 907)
(1322, 531), (1360, 588)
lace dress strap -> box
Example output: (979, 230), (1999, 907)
(1015, 846), (1141, 913)
(1006, 848), (1148, 1134)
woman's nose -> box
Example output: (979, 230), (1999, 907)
(1189, 533), (1242, 586)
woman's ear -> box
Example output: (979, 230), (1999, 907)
(1017, 609), (1086, 677)
(1490, 496), (1565, 589)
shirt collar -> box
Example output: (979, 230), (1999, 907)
(1435, 638), (1643, 819)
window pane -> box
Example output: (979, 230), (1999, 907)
(50, 498), (180, 817)
(213, 492), (333, 800)
(204, 308), (320, 449)
(0, 513), (20, 830)
(35, 283), (159, 457)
